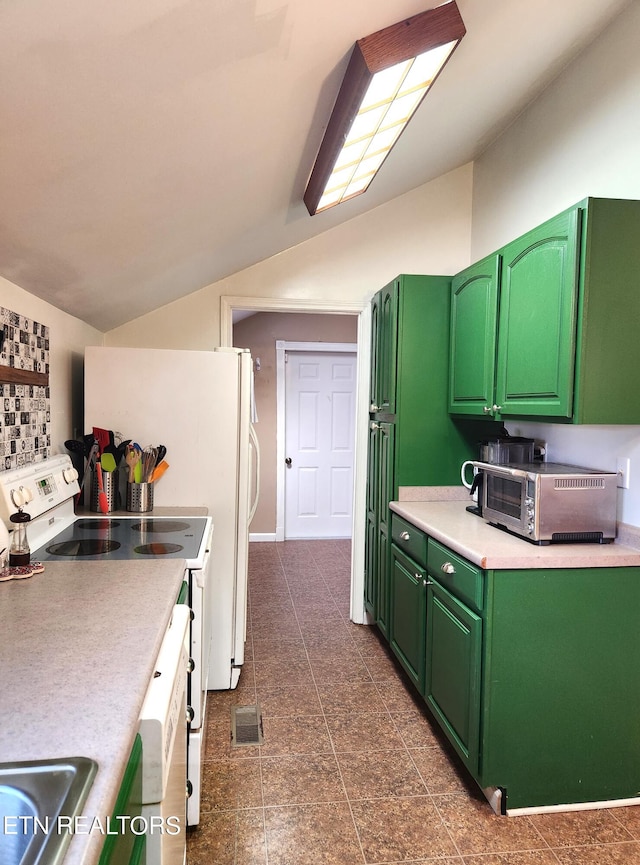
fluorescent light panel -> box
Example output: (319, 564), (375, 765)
(304, 2), (466, 216)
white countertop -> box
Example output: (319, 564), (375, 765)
(0, 559), (186, 865)
(390, 500), (640, 569)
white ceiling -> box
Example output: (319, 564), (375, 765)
(0, 0), (631, 331)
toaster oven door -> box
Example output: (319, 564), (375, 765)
(481, 467), (531, 537)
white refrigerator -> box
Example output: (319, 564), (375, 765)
(84, 346), (259, 690)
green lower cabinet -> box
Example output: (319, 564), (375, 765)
(479, 566), (640, 811)
(389, 546), (427, 693)
(376, 526), (390, 638)
(425, 580), (482, 774)
(384, 517), (640, 813)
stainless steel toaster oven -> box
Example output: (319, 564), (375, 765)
(472, 461), (618, 544)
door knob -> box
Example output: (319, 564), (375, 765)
(285, 457), (292, 467)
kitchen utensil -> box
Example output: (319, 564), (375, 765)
(125, 445), (141, 484)
(93, 427), (110, 456)
(79, 441), (99, 500)
(141, 447), (157, 483)
(101, 452), (117, 473)
(150, 460), (169, 484)
(155, 445), (167, 466)
(95, 460), (109, 515)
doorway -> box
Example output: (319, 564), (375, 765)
(220, 296), (370, 626)
(280, 342), (357, 539)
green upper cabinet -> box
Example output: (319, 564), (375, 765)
(370, 281), (398, 414)
(496, 208), (579, 417)
(449, 255), (500, 415)
(449, 197), (640, 424)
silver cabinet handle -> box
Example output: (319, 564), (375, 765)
(186, 706), (195, 723)
(492, 404), (503, 412)
(483, 405), (492, 413)
(441, 562), (456, 575)
(400, 530), (410, 541)
(370, 421), (380, 430)
(370, 403), (380, 412)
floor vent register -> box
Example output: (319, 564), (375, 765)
(231, 704), (264, 746)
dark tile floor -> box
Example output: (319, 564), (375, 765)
(187, 540), (640, 864)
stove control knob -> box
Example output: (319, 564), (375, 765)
(11, 486), (34, 508)
(63, 467), (79, 484)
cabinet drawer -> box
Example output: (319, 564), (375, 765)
(391, 514), (427, 568)
(427, 539), (483, 612)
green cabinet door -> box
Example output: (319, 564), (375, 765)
(375, 421), (395, 637)
(495, 208), (580, 417)
(425, 580), (482, 773)
(376, 281), (399, 414)
(389, 546), (427, 693)
(448, 255), (500, 416)
(364, 422), (380, 616)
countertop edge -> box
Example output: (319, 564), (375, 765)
(390, 500), (640, 569)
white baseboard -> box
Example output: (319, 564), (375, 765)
(249, 532), (277, 542)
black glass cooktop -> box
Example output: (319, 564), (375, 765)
(32, 516), (209, 563)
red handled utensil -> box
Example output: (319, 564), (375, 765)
(96, 459), (109, 515)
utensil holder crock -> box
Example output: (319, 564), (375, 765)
(91, 468), (119, 513)
(126, 481), (154, 513)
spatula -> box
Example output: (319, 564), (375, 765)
(101, 452), (117, 473)
(96, 460), (109, 514)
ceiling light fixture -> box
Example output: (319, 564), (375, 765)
(303, 1), (466, 216)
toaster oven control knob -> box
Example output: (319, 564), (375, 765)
(63, 467), (79, 484)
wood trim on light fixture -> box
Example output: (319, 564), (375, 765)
(303, 1), (466, 216)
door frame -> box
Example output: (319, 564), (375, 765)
(277, 340), (358, 542)
(220, 296), (370, 625)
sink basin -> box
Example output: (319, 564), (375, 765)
(0, 757), (97, 865)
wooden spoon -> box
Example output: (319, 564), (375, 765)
(125, 446), (140, 484)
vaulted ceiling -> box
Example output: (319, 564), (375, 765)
(0, 0), (631, 330)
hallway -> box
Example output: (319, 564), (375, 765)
(187, 540), (640, 864)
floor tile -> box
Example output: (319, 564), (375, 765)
(254, 656), (312, 688)
(259, 714), (332, 757)
(261, 753), (346, 806)
(199, 759), (263, 813)
(528, 808), (634, 848)
(309, 655), (373, 684)
(325, 711), (404, 753)
(186, 809), (267, 865)
(264, 803), (364, 865)
(552, 842), (640, 863)
(316, 680), (386, 714)
(410, 744), (476, 794)
(350, 795), (458, 862)
(611, 805), (640, 838)
(460, 852), (560, 864)
(257, 684), (322, 718)
(337, 749), (428, 799)
(435, 792), (548, 855)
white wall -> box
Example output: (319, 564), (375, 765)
(472, 1), (640, 526)
(1, 275), (103, 452)
(104, 165), (474, 348)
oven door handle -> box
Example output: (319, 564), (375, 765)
(193, 547), (212, 590)
(472, 461), (530, 480)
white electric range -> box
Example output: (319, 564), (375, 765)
(0, 454), (213, 827)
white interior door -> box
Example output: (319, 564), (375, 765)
(285, 350), (356, 538)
